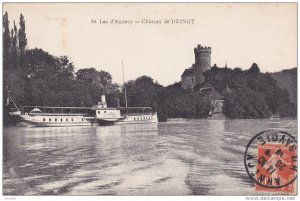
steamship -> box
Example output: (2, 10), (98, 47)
(8, 95), (157, 127)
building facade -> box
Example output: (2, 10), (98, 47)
(194, 81), (224, 116)
(181, 44), (211, 90)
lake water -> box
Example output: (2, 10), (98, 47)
(3, 119), (297, 195)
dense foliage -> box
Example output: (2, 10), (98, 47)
(271, 68), (297, 104)
(159, 83), (211, 119)
(3, 12), (297, 125)
(204, 64), (297, 118)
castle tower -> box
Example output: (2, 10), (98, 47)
(194, 44), (211, 72)
(181, 44), (212, 89)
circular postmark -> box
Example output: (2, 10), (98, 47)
(244, 130), (297, 189)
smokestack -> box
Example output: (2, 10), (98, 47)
(101, 95), (107, 108)
(101, 95), (106, 104)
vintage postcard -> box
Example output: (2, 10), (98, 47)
(1, 2), (298, 199)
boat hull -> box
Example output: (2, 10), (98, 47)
(20, 115), (93, 127)
(97, 113), (158, 125)
(22, 121), (92, 127)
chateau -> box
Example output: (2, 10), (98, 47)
(181, 44), (225, 117)
(181, 45), (211, 89)
(181, 44), (211, 89)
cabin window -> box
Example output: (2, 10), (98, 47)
(66, 118), (68, 122)
(82, 118), (83, 121)
(98, 111), (100, 114)
(61, 118), (63, 122)
(55, 118), (57, 122)
(104, 111), (106, 113)
(71, 118), (73, 122)
(49, 118), (51, 122)
(43, 118), (45, 122)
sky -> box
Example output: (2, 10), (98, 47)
(3, 3), (297, 86)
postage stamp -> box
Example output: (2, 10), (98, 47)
(244, 130), (297, 193)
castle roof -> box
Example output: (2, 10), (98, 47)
(181, 67), (196, 77)
(194, 81), (223, 100)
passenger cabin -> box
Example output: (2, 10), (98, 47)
(95, 107), (122, 119)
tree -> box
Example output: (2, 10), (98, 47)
(248, 63), (260, 74)
(18, 13), (27, 56)
(163, 82), (201, 118)
(75, 68), (119, 106)
(56, 56), (75, 80)
(10, 21), (19, 69)
(20, 49), (77, 106)
(3, 11), (11, 70)
(123, 76), (163, 112)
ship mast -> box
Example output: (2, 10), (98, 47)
(7, 91), (20, 111)
(122, 60), (128, 108)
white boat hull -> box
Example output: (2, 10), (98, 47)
(98, 113), (158, 125)
(20, 115), (93, 127)
(9, 102), (159, 127)
(22, 121), (92, 127)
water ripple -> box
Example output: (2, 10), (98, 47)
(3, 119), (297, 195)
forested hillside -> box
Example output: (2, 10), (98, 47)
(271, 68), (297, 104)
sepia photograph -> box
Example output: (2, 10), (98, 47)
(2, 2), (298, 198)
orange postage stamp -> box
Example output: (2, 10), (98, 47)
(245, 130), (297, 194)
